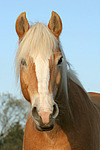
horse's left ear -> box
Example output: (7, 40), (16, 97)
(48, 11), (62, 38)
(15, 12), (29, 39)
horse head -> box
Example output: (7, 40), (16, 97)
(15, 11), (66, 131)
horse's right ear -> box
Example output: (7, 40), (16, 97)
(48, 11), (62, 38)
(15, 12), (29, 39)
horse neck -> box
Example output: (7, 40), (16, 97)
(67, 76), (100, 150)
(67, 76), (99, 125)
(55, 71), (73, 132)
(55, 69), (100, 149)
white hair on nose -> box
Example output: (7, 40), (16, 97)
(35, 55), (50, 95)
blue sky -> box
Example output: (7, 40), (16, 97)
(0, 0), (100, 97)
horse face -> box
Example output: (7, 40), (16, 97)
(20, 53), (63, 131)
(16, 11), (63, 131)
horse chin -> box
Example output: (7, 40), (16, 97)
(35, 124), (54, 132)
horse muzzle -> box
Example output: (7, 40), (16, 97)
(36, 122), (54, 132)
(32, 103), (59, 131)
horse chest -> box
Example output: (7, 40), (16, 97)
(41, 134), (71, 150)
(28, 135), (71, 150)
(23, 118), (71, 150)
(23, 131), (71, 150)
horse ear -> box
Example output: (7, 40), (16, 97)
(48, 11), (62, 38)
(15, 12), (29, 39)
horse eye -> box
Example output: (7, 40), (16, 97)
(21, 59), (27, 66)
(57, 56), (63, 65)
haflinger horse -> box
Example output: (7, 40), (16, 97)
(15, 11), (100, 150)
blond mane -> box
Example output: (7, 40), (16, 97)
(15, 22), (85, 92)
(15, 23), (59, 80)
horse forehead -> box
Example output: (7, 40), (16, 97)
(32, 56), (50, 95)
(33, 55), (50, 80)
(34, 55), (50, 69)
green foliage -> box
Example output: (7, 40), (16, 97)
(0, 93), (29, 150)
(0, 122), (24, 150)
(0, 93), (29, 137)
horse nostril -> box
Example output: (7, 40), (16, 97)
(32, 107), (39, 118)
(52, 104), (59, 119)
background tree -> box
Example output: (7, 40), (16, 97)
(0, 93), (29, 139)
(0, 121), (24, 150)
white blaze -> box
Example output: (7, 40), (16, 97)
(35, 55), (50, 94)
(34, 55), (52, 112)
